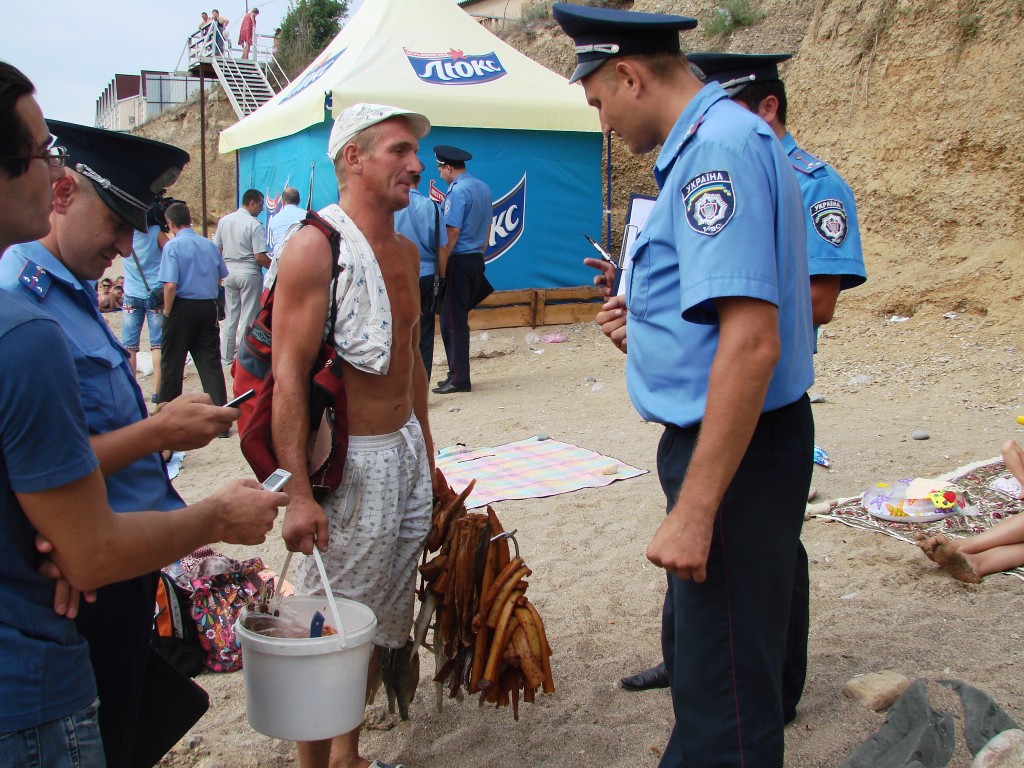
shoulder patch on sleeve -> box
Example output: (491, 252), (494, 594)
(682, 170), (735, 237)
(809, 198), (848, 246)
(17, 260), (52, 300)
(790, 149), (826, 176)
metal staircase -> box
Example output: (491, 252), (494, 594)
(210, 57), (276, 119)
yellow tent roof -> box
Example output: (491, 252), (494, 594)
(219, 0), (599, 153)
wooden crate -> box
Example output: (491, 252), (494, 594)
(461, 286), (604, 330)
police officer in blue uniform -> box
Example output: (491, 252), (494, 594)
(0, 121), (239, 767)
(432, 144), (492, 394)
(553, 5), (815, 766)
(625, 52), (869, 721)
(688, 53), (868, 331)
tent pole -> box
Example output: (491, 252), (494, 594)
(604, 132), (612, 252)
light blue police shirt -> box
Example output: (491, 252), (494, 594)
(443, 171), (492, 254)
(159, 228), (229, 300)
(267, 204), (306, 257)
(782, 133), (867, 291)
(396, 190), (448, 277)
(0, 242), (184, 513)
(624, 83), (815, 428)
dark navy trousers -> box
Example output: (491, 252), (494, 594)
(419, 274), (437, 379)
(657, 395), (813, 768)
(438, 252), (485, 387)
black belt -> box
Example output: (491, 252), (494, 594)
(662, 393), (809, 434)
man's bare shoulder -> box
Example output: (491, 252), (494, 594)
(278, 226), (333, 287)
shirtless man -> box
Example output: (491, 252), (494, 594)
(270, 103), (436, 768)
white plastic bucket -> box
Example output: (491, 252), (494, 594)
(237, 595), (376, 741)
(236, 549), (377, 741)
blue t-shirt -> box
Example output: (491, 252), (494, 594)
(0, 241), (184, 514)
(782, 133), (867, 291)
(443, 171), (492, 254)
(0, 288), (98, 732)
(625, 83), (815, 427)
(125, 225), (164, 298)
(396, 190), (448, 277)
(159, 228), (229, 300)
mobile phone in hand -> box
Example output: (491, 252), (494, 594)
(261, 469), (292, 492)
(225, 388), (256, 408)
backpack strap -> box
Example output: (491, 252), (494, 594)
(301, 209), (343, 338)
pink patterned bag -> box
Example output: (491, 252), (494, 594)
(189, 557), (271, 672)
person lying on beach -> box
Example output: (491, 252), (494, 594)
(915, 439), (1024, 583)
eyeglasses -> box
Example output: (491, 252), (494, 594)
(1, 135), (69, 169)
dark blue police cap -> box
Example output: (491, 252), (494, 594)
(687, 53), (792, 96)
(552, 3), (698, 84)
(47, 120), (190, 232)
(434, 145), (472, 164)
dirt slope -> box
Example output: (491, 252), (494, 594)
(135, 0), (1024, 327)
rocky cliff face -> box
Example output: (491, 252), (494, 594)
(136, 0), (1024, 324)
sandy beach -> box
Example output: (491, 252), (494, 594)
(102, 298), (1024, 768)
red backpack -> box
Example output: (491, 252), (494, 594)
(233, 210), (347, 501)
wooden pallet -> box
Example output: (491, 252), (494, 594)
(465, 286), (605, 330)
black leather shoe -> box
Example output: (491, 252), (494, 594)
(432, 381), (471, 394)
(435, 376), (451, 388)
(620, 662), (669, 691)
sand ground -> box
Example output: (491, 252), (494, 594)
(103, 299), (1024, 768)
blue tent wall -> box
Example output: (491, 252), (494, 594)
(236, 123), (602, 291)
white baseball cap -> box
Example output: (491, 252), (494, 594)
(327, 103), (431, 161)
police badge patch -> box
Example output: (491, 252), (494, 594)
(682, 171), (735, 236)
(809, 198), (848, 246)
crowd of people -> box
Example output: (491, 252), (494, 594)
(3, 2), (1023, 767)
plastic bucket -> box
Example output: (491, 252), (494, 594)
(237, 594), (376, 741)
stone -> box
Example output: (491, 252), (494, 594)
(939, 679), (1019, 755)
(912, 430), (930, 440)
(809, 392), (827, 403)
(841, 679), (955, 768)
(843, 670), (914, 712)
(971, 729), (1024, 767)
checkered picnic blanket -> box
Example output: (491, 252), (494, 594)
(435, 435), (647, 509)
(822, 457), (1024, 581)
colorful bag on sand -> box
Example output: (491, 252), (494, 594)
(189, 557), (270, 673)
(153, 570), (205, 678)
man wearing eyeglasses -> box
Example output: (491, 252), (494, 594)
(0, 116), (269, 767)
(0, 62), (288, 768)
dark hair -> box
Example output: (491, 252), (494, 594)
(0, 61), (37, 179)
(444, 160), (466, 171)
(165, 201), (192, 227)
(733, 79), (788, 126)
(241, 188), (263, 206)
(281, 187), (300, 205)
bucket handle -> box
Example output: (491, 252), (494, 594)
(312, 546), (347, 649)
(274, 545), (347, 649)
